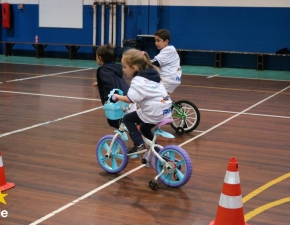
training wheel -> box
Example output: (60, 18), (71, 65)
(149, 180), (158, 190)
(176, 127), (184, 136)
(141, 158), (147, 164)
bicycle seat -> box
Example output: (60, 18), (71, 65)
(156, 117), (173, 127)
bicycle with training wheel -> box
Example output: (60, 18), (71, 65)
(170, 100), (200, 136)
(96, 89), (192, 190)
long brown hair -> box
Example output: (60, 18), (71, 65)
(122, 49), (156, 71)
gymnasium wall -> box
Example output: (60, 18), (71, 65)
(0, 3), (2, 54)
(1, 0), (290, 70)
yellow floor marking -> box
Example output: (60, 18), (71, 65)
(241, 172), (290, 222)
(243, 172), (290, 203)
(244, 197), (290, 222)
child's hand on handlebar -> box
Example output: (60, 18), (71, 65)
(111, 94), (118, 102)
(111, 94), (130, 104)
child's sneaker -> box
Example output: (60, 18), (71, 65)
(127, 143), (146, 155)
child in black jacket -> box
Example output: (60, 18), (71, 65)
(93, 45), (129, 128)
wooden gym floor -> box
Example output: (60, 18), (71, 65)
(0, 61), (289, 225)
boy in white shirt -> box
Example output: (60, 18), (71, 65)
(151, 29), (182, 94)
(113, 49), (172, 155)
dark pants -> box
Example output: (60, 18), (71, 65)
(122, 111), (155, 146)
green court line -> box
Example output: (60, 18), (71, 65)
(1, 55), (290, 81)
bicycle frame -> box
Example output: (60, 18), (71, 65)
(171, 103), (186, 126)
(105, 121), (174, 168)
(104, 123), (128, 158)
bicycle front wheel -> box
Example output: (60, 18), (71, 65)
(96, 135), (129, 174)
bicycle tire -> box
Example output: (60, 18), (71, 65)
(171, 100), (200, 133)
(96, 135), (129, 174)
(155, 145), (192, 188)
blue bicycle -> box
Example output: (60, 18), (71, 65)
(96, 89), (192, 190)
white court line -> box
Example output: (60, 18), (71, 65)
(0, 60), (91, 69)
(4, 68), (93, 83)
(193, 130), (204, 133)
(2, 89), (288, 119)
(207, 74), (219, 78)
(0, 90), (101, 101)
(29, 164), (145, 225)
(201, 108), (290, 119)
(179, 85), (290, 147)
(0, 106), (103, 138)
(28, 85), (290, 225)
(182, 72), (290, 82)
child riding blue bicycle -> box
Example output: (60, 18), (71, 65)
(112, 49), (172, 155)
(96, 49), (192, 190)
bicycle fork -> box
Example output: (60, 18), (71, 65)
(105, 126), (129, 158)
(143, 137), (175, 182)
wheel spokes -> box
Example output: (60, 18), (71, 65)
(164, 172), (172, 180)
(174, 168), (185, 180)
(172, 116), (182, 123)
(111, 157), (118, 169)
(186, 111), (196, 117)
(100, 156), (109, 163)
(184, 118), (195, 128)
(172, 106), (184, 115)
(113, 153), (124, 160)
(168, 151), (175, 160)
(176, 159), (185, 167)
(101, 142), (110, 152)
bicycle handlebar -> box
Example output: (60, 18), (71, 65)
(112, 95), (130, 112)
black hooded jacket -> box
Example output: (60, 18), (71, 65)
(135, 67), (161, 83)
(96, 63), (129, 105)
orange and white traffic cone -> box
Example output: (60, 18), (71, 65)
(209, 158), (249, 225)
(0, 152), (15, 191)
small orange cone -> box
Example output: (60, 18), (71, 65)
(209, 158), (249, 225)
(0, 152), (15, 191)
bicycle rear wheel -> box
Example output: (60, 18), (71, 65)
(171, 100), (200, 133)
(155, 145), (192, 188)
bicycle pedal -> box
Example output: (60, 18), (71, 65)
(129, 154), (139, 159)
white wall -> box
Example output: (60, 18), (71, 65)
(39, 0), (83, 28)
